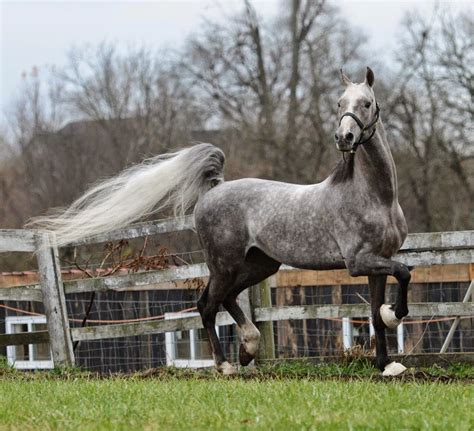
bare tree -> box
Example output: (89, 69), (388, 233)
(0, 45), (207, 230)
(387, 8), (473, 231)
(286, 0), (325, 145)
(0, 67), (67, 226)
(184, 0), (366, 181)
(2, 1), (471, 239)
(59, 44), (206, 161)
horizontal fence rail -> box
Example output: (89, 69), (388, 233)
(70, 302), (474, 343)
(1, 259), (473, 304)
(3, 302), (473, 346)
(0, 230), (36, 253)
(400, 231), (474, 251)
(2, 218), (471, 251)
(0, 330), (50, 347)
(67, 215), (195, 246)
(254, 302), (474, 322)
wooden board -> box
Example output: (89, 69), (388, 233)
(70, 302), (473, 343)
(0, 264), (471, 301)
(0, 284), (43, 302)
(401, 230), (474, 251)
(68, 215), (194, 246)
(71, 311), (235, 342)
(0, 230), (36, 253)
(0, 330), (49, 346)
(273, 263), (472, 288)
(254, 302), (474, 322)
(63, 263), (209, 295)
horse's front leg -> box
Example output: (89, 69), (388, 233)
(347, 253), (411, 376)
(367, 274), (408, 376)
(347, 252), (411, 323)
(368, 275), (389, 370)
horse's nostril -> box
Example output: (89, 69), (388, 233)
(345, 132), (354, 142)
(335, 133), (339, 141)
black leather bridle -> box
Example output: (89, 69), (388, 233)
(339, 102), (380, 153)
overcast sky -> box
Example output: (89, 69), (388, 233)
(1, 0), (471, 116)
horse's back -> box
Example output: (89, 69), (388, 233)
(196, 178), (304, 217)
(194, 178), (345, 269)
(194, 178), (302, 254)
(194, 178), (310, 233)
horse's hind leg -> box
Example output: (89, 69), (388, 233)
(222, 247), (281, 366)
(197, 278), (236, 375)
(223, 296), (260, 366)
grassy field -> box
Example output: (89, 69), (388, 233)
(0, 362), (472, 431)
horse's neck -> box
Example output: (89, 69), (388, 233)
(356, 121), (398, 204)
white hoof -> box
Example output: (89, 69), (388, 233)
(218, 361), (237, 375)
(380, 304), (402, 329)
(382, 361), (407, 377)
(241, 319), (260, 356)
(243, 337), (260, 357)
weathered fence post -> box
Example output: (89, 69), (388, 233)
(249, 278), (275, 362)
(35, 232), (75, 367)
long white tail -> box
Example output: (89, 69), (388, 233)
(27, 143), (225, 246)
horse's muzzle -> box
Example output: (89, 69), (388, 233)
(335, 133), (356, 152)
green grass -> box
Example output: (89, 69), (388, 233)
(0, 361), (472, 431)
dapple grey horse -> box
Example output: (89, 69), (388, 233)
(31, 67), (410, 376)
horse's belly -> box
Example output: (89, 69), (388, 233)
(285, 257), (347, 271)
(255, 227), (345, 270)
(274, 248), (346, 271)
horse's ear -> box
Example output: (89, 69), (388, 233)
(365, 67), (375, 87)
(340, 69), (351, 87)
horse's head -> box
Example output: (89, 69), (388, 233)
(335, 67), (379, 153)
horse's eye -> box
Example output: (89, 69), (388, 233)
(365, 102), (371, 108)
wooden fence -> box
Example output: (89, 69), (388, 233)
(0, 216), (473, 367)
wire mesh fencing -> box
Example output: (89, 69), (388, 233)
(0, 275), (471, 373)
(270, 281), (473, 359)
(66, 289), (239, 373)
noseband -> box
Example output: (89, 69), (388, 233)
(339, 102), (380, 153)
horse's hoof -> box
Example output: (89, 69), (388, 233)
(217, 361), (237, 375)
(382, 361), (407, 377)
(239, 344), (255, 366)
(380, 304), (402, 329)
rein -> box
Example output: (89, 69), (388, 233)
(339, 102), (380, 153)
